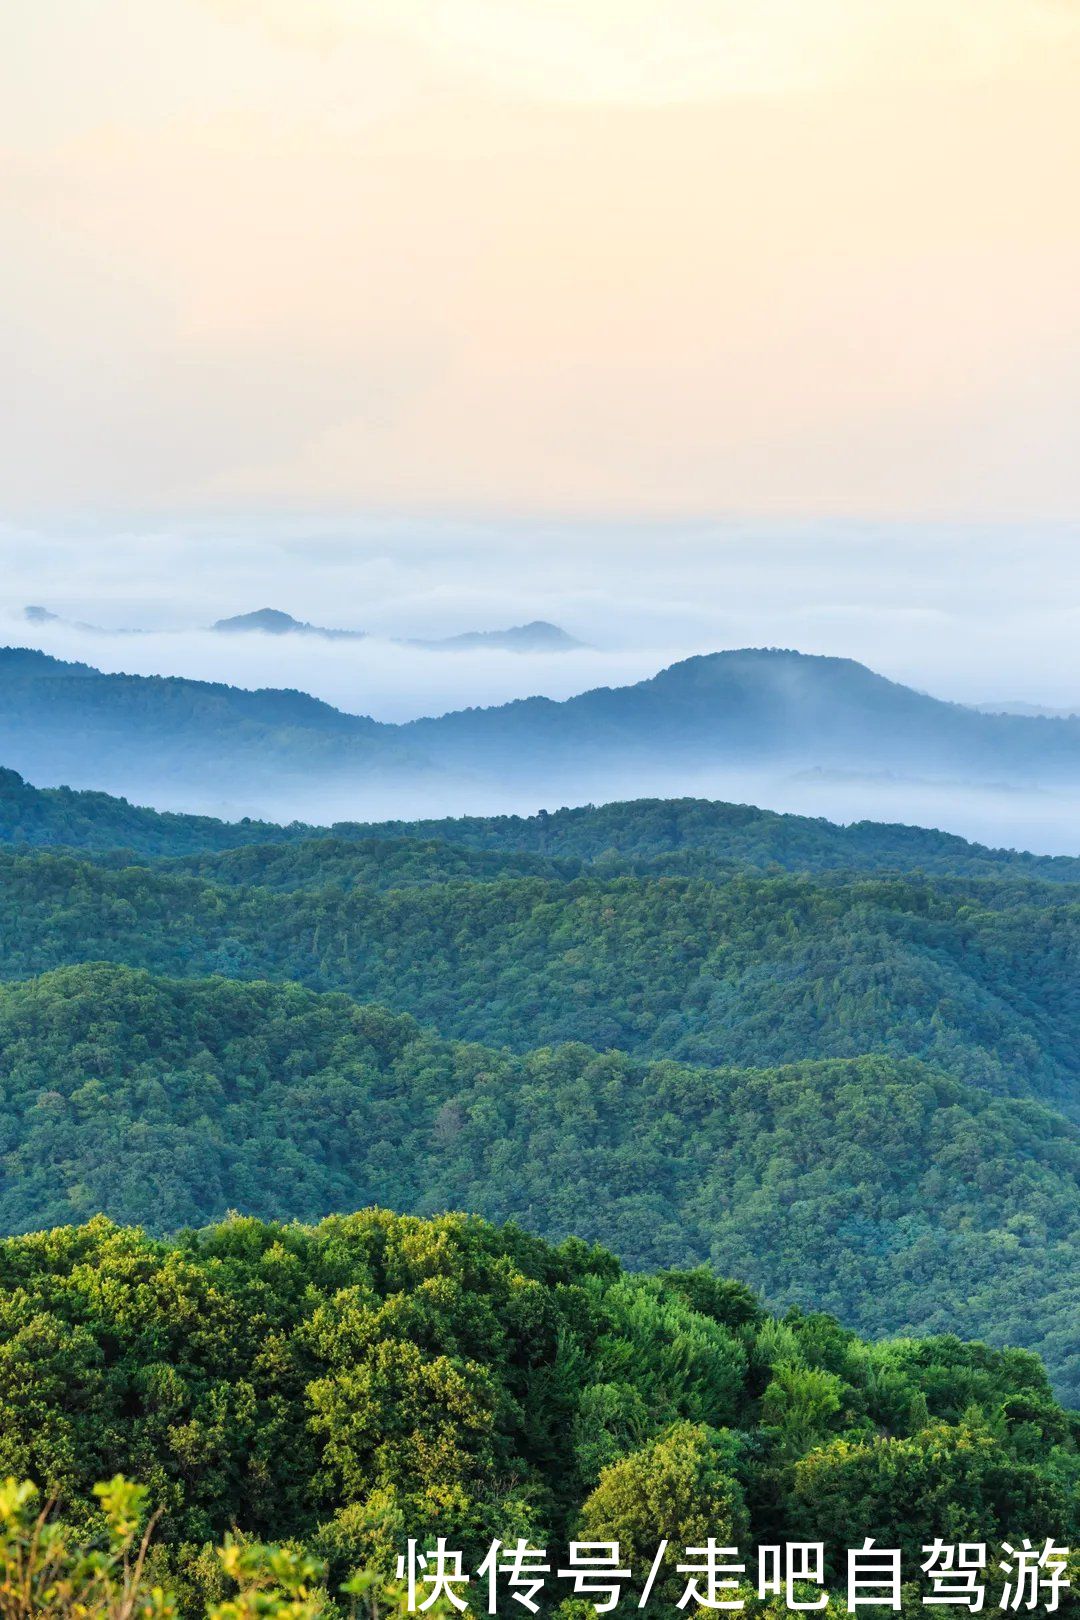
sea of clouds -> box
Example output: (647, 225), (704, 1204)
(2, 515), (1080, 849)
(4, 515), (1079, 716)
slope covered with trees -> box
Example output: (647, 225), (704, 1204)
(1, 962), (1078, 1399)
(0, 767), (303, 856)
(6, 644), (1080, 820)
(0, 766), (1076, 1417)
(5, 764), (1080, 882)
(1, 1207), (1075, 1611)
(1, 851), (1076, 1112)
(327, 796), (1080, 882)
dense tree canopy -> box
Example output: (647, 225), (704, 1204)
(0, 1209), (1074, 1613)
(0, 769), (1075, 1580)
(0, 852), (1076, 1114)
(0, 963), (1077, 1399)
(3, 768), (1080, 882)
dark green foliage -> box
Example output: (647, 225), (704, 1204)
(0, 1208), (1072, 1602)
(159, 837), (576, 892)
(0, 768), (302, 856)
(0, 852), (1076, 1113)
(0, 765), (1076, 1451)
(1, 963), (1077, 1399)
(344, 796), (1080, 883)
(3, 764), (1080, 882)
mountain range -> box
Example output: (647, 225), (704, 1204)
(4, 761), (1080, 878)
(3, 643), (1080, 826)
(975, 699), (1080, 719)
(0, 767), (1076, 1395)
(26, 602), (584, 651)
(212, 608), (584, 649)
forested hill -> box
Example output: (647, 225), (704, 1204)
(321, 797), (1080, 883)
(2, 756), (1078, 1411)
(6, 1207), (1076, 1605)
(3, 962), (1079, 1400)
(401, 647), (1080, 780)
(0, 647), (428, 805)
(3, 849), (1077, 1113)
(0, 767), (303, 855)
(3, 764), (1080, 883)
(5, 643), (1080, 818)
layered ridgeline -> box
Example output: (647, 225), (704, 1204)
(3, 848), (1077, 1111)
(2, 1208), (1076, 1611)
(3, 962), (1078, 1402)
(4, 763), (1080, 878)
(5, 644), (1080, 820)
(0, 772), (1077, 1389)
(0, 647), (429, 814)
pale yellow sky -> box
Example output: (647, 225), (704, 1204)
(2, 0), (1079, 518)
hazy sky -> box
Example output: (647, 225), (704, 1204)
(3, 1), (1080, 520)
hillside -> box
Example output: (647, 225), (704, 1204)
(0, 767), (305, 855)
(4, 1206), (1073, 1603)
(3, 765), (1080, 884)
(3, 961), (1077, 1398)
(4, 644), (1080, 822)
(0, 747), (1077, 1420)
(0, 647), (428, 808)
(332, 795), (1080, 882)
(2, 850), (1076, 1113)
(402, 647), (1080, 780)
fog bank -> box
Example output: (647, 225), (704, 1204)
(4, 517), (1080, 718)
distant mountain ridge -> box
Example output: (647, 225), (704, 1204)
(975, 699), (1080, 719)
(212, 606), (366, 638)
(409, 619), (587, 651)
(26, 602), (584, 649)
(0, 645), (430, 812)
(400, 648), (1080, 792)
(213, 608), (584, 650)
(2, 643), (1080, 822)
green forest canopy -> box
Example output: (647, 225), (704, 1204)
(1, 961), (1078, 1402)
(1, 850), (1076, 1112)
(3, 765), (1080, 880)
(0, 774), (1075, 1417)
(2, 1208), (1076, 1612)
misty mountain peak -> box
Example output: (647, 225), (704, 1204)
(411, 620), (586, 652)
(211, 607), (367, 639)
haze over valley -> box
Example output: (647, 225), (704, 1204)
(1, 637), (1080, 851)
(4, 519), (1080, 847)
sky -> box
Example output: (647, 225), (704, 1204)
(3, 0), (1080, 521)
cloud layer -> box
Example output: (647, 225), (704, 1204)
(5, 518), (1080, 717)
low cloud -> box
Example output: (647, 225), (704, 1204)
(4, 518), (1080, 852)
(4, 517), (1079, 713)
